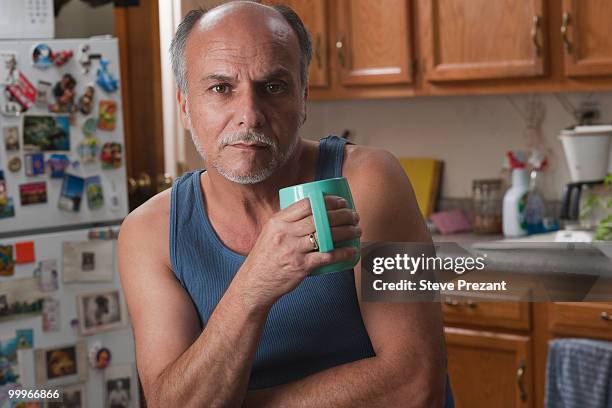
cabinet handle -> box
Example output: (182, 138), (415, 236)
(336, 38), (346, 67)
(443, 298), (460, 307)
(531, 15), (542, 56)
(561, 12), (572, 53)
(466, 300), (478, 309)
(315, 33), (322, 69)
(601, 312), (611, 321)
(517, 359), (527, 402)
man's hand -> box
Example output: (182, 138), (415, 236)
(235, 195), (361, 310)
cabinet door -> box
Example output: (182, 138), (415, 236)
(420, 0), (545, 81)
(262, 0), (329, 88)
(561, 0), (612, 77)
(335, 0), (414, 86)
(445, 328), (533, 408)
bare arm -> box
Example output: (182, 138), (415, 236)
(118, 191), (360, 407)
(244, 148), (446, 407)
(118, 193), (270, 407)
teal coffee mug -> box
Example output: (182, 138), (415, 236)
(279, 177), (360, 275)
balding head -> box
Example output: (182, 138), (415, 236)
(170, 1), (312, 94)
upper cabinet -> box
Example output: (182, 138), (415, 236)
(262, 0), (330, 88)
(335, 0), (414, 86)
(561, 0), (612, 78)
(419, 0), (545, 82)
(258, 0), (612, 100)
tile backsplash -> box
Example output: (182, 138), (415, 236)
(302, 92), (612, 201)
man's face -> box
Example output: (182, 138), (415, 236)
(179, 6), (306, 184)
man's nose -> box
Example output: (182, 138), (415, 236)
(236, 87), (265, 129)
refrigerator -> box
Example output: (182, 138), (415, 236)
(0, 38), (137, 408)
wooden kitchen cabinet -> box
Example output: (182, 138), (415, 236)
(445, 327), (533, 408)
(549, 302), (612, 340)
(258, 0), (612, 99)
(261, 0), (330, 88)
(335, 0), (414, 86)
(418, 0), (546, 82)
(442, 296), (531, 331)
(561, 0), (612, 78)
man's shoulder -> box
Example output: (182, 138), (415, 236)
(119, 189), (171, 248)
(343, 144), (404, 186)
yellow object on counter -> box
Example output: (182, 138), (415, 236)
(398, 158), (442, 217)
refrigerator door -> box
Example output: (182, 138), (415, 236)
(0, 226), (137, 407)
(0, 38), (129, 237)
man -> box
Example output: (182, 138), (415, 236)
(118, 1), (447, 407)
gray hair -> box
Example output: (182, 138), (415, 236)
(169, 2), (312, 94)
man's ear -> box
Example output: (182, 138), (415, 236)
(177, 89), (190, 130)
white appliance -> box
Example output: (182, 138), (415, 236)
(559, 125), (612, 182)
(0, 38), (136, 408)
(0, 0), (54, 39)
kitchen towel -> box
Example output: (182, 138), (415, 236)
(545, 338), (612, 408)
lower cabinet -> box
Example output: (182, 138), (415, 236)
(445, 327), (533, 408)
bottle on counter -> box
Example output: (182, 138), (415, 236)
(503, 152), (529, 237)
(472, 179), (503, 234)
(524, 168), (546, 234)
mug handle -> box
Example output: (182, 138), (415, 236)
(309, 189), (334, 252)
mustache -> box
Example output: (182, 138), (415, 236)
(219, 131), (276, 147)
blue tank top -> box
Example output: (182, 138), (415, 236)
(169, 135), (376, 389)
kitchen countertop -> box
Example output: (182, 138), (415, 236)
(432, 232), (503, 245)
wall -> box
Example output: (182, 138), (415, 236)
(300, 92), (612, 200)
(55, 0), (114, 39)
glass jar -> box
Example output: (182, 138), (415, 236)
(472, 179), (503, 234)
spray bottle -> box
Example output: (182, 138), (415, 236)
(503, 151), (529, 237)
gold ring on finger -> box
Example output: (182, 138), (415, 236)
(308, 233), (319, 251)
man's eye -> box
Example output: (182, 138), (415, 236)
(265, 82), (286, 94)
(210, 84), (231, 94)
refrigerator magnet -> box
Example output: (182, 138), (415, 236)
(32, 44), (54, 69)
(15, 328), (34, 349)
(0, 92), (23, 117)
(25, 152), (45, 176)
(34, 259), (59, 292)
(81, 117), (97, 137)
(0, 197), (15, 219)
(41, 298), (61, 332)
(35, 80), (52, 108)
(96, 58), (118, 93)
(49, 74), (78, 115)
(52, 50), (73, 67)
(3, 125), (19, 151)
(42, 298), (61, 332)
(0, 170), (7, 198)
(58, 174), (85, 212)
(62, 241), (114, 283)
(78, 135), (99, 164)
(97, 100), (117, 131)
(88, 342), (112, 369)
(6, 72), (36, 111)
(0, 245), (15, 276)
(23, 115), (71, 152)
(85, 175), (104, 210)
(0, 53), (19, 86)
(47, 153), (72, 178)
(100, 142), (122, 169)
(19, 181), (47, 205)
(7, 156), (21, 173)
(15, 241), (36, 264)
(78, 85), (95, 115)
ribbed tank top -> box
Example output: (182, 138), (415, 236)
(169, 135), (376, 389)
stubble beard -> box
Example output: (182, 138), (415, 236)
(186, 102), (301, 184)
